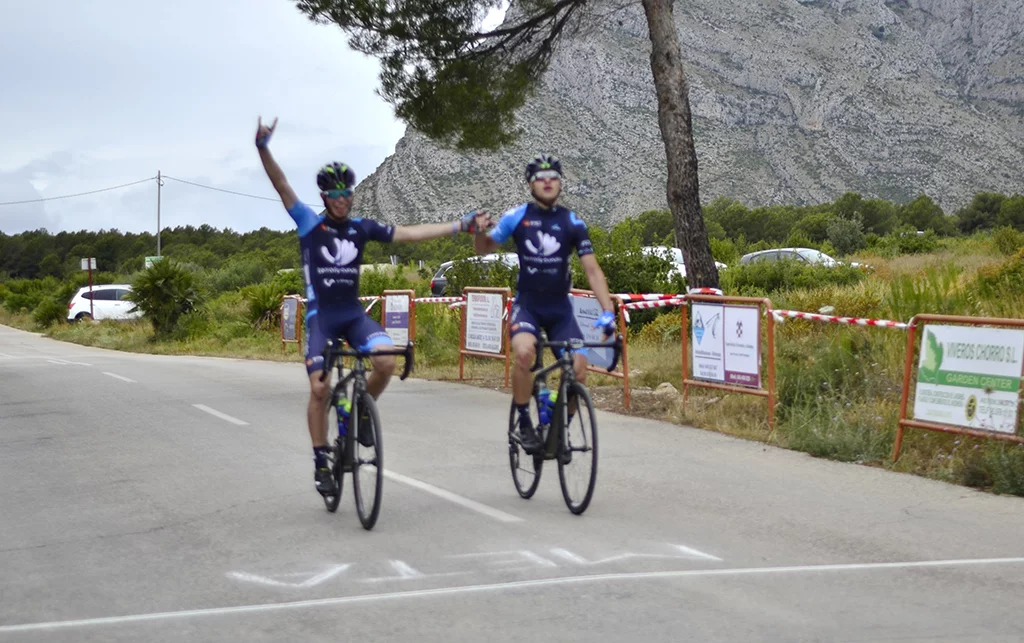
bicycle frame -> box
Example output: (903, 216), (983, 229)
(530, 335), (623, 461)
(320, 340), (413, 470)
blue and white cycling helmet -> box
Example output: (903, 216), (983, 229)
(525, 154), (563, 183)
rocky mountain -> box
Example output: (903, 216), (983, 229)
(351, 0), (1024, 227)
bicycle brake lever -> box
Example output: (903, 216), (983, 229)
(606, 334), (624, 373)
(319, 340), (334, 381)
(399, 343), (415, 381)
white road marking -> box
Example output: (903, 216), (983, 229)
(550, 548), (588, 564)
(192, 404), (249, 426)
(674, 544), (723, 562)
(227, 565), (350, 589)
(382, 470), (523, 523)
(4, 556), (1024, 633)
(0, 352), (14, 358)
(102, 372), (136, 383)
(45, 357), (92, 366)
(390, 560), (423, 579)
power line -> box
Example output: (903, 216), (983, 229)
(0, 177), (155, 206)
(162, 175), (280, 202)
(162, 175), (319, 204)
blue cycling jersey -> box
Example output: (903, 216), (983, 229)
(489, 202), (594, 298)
(288, 200), (395, 312)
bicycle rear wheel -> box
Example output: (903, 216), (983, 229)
(508, 399), (543, 499)
(352, 391), (383, 530)
(322, 398), (344, 513)
(557, 382), (598, 515)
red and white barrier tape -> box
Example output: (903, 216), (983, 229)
(622, 298), (685, 311)
(613, 293), (679, 302)
(687, 287), (724, 297)
(415, 297), (465, 304)
(772, 309), (908, 329)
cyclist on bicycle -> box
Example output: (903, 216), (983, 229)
(472, 154), (616, 454)
(256, 117), (489, 496)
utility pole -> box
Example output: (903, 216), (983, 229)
(156, 170), (163, 257)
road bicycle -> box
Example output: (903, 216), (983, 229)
(319, 340), (413, 529)
(508, 334), (623, 515)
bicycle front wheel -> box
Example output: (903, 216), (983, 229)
(322, 398), (344, 513)
(557, 382), (598, 515)
(508, 399), (542, 499)
(352, 391), (383, 530)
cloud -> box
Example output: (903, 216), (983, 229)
(0, 0), (407, 234)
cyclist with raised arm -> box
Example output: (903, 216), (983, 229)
(473, 154), (616, 454)
(256, 117), (489, 497)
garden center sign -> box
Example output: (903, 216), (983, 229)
(913, 325), (1024, 434)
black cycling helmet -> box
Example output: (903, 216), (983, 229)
(316, 162), (356, 192)
(525, 154), (563, 183)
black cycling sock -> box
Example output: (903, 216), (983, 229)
(516, 403), (530, 421)
(313, 446), (330, 468)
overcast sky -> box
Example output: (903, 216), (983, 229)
(0, 1), (505, 235)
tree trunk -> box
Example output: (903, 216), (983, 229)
(641, 0), (719, 289)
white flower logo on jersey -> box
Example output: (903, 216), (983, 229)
(525, 232), (560, 256)
(320, 238), (358, 266)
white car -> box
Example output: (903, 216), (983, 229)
(738, 247), (868, 269)
(67, 284), (141, 321)
(641, 246), (728, 280)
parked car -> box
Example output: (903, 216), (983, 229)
(430, 253), (519, 296)
(67, 284), (141, 321)
(738, 247), (866, 269)
(641, 245), (728, 281)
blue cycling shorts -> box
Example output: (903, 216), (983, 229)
(509, 293), (584, 358)
(304, 307), (393, 375)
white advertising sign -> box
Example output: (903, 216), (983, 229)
(465, 292), (505, 354)
(384, 294), (410, 347)
(80, 258), (97, 270)
(723, 305), (761, 388)
(691, 303), (724, 383)
(913, 324), (1024, 434)
(570, 295), (615, 370)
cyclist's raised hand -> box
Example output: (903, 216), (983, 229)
(459, 209), (492, 233)
(594, 310), (616, 338)
(256, 116), (278, 149)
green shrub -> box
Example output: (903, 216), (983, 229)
(32, 298), (67, 328)
(360, 265), (417, 297)
(241, 282), (285, 328)
(170, 310), (213, 342)
(710, 237), (739, 266)
(445, 259), (518, 296)
(205, 256), (268, 295)
(4, 292), (41, 314)
(974, 249), (1024, 300)
(874, 229), (940, 256)
(412, 301), (462, 367)
(992, 226), (1024, 256)
(780, 401), (895, 463)
(270, 269), (304, 295)
(886, 264), (977, 319)
(128, 259), (200, 338)
(721, 261), (864, 297)
(983, 443), (1024, 496)
(633, 309), (682, 344)
(826, 214), (866, 256)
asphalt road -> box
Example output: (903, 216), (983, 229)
(2, 323), (1023, 642)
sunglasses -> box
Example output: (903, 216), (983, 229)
(323, 188), (353, 199)
(530, 170), (561, 182)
